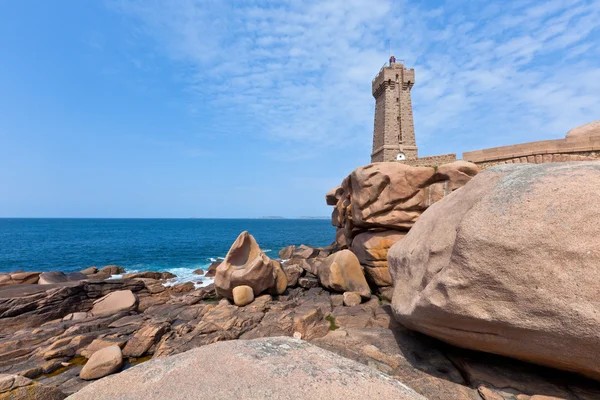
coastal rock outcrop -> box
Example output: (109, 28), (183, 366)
(0, 271), (40, 286)
(339, 161), (478, 231)
(80, 345), (123, 380)
(2, 264), (600, 399)
(389, 162), (600, 380)
(68, 337), (426, 400)
(0, 374), (66, 399)
(350, 230), (405, 287)
(90, 290), (138, 316)
(38, 271), (88, 285)
(214, 231), (276, 301)
(326, 161), (478, 296)
(317, 250), (370, 298)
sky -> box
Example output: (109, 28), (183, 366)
(1, 0), (599, 218)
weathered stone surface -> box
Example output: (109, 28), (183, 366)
(135, 278), (165, 294)
(0, 282), (88, 331)
(297, 258), (320, 276)
(38, 272), (70, 285)
(348, 163), (450, 229)
(327, 161), (478, 247)
(293, 305), (329, 340)
(566, 119), (600, 137)
(171, 282), (195, 293)
(98, 266), (125, 275)
(90, 290), (137, 317)
(318, 250), (370, 298)
(313, 327), (479, 400)
(66, 272), (88, 281)
(122, 323), (170, 358)
(240, 309), (294, 339)
(215, 231), (275, 300)
(278, 245), (295, 260)
(0, 374), (66, 399)
(80, 345), (123, 380)
(62, 312), (88, 322)
(81, 338), (127, 359)
(161, 272), (176, 280)
(80, 267), (97, 276)
(123, 271), (161, 280)
(350, 230), (405, 287)
(343, 292), (362, 307)
(283, 264), (303, 287)
(326, 185), (344, 206)
(0, 272), (40, 286)
(292, 244), (317, 259)
(192, 269), (204, 275)
(69, 337), (426, 400)
(204, 261), (220, 278)
(298, 275), (319, 289)
(232, 285), (254, 307)
(389, 162), (600, 380)
(269, 260), (288, 295)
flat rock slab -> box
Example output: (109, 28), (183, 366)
(68, 337), (425, 400)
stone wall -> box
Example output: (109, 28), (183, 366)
(403, 153), (457, 167)
(463, 134), (600, 168)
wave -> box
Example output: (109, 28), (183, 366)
(108, 263), (215, 289)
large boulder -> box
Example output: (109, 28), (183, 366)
(38, 271), (70, 285)
(90, 290), (138, 317)
(350, 230), (406, 287)
(98, 265), (125, 275)
(80, 345), (123, 380)
(214, 232), (275, 300)
(0, 271), (40, 286)
(0, 374), (66, 399)
(232, 285), (254, 306)
(389, 162), (600, 380)
(566, 120), (600, 137)
(38, 271), (87, 285)
(318, 250), (370, 298)
(122, 323), (170, 358)
(346, 161), (478, 230)
(68, 337), (425, 400)
(269, 260), (288, 295)
(327, 161), (479, 248)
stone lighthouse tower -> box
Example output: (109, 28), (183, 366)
(371, 56), (417, 163)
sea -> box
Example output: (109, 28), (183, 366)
(0, 218), (335, 286)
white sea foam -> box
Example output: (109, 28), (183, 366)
(161, 267), (213, 288)
(109, 265), (214, 289)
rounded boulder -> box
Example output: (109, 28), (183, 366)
(232, 285), (255, 307)
(389, 162), (600, 380)
(80, 345), (123, 380)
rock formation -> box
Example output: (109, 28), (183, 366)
(214, 231), (276, 301)
(388, 162), (600, 380)
(79, 345), (123, 380)
(0, 374), (66, 399)
(317, 250), (370, 298)
(68, 337), (426, 400)
(327, 160), (479, 296)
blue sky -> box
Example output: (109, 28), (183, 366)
(1, 0), (599, 218)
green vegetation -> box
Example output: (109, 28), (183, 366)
(325, 315), (339, 331)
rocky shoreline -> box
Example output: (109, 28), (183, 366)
(2, 160), (600, 399)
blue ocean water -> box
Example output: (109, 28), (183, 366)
(0, 219), (335, 280)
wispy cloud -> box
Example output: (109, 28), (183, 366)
(108, 0), (600, 158)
